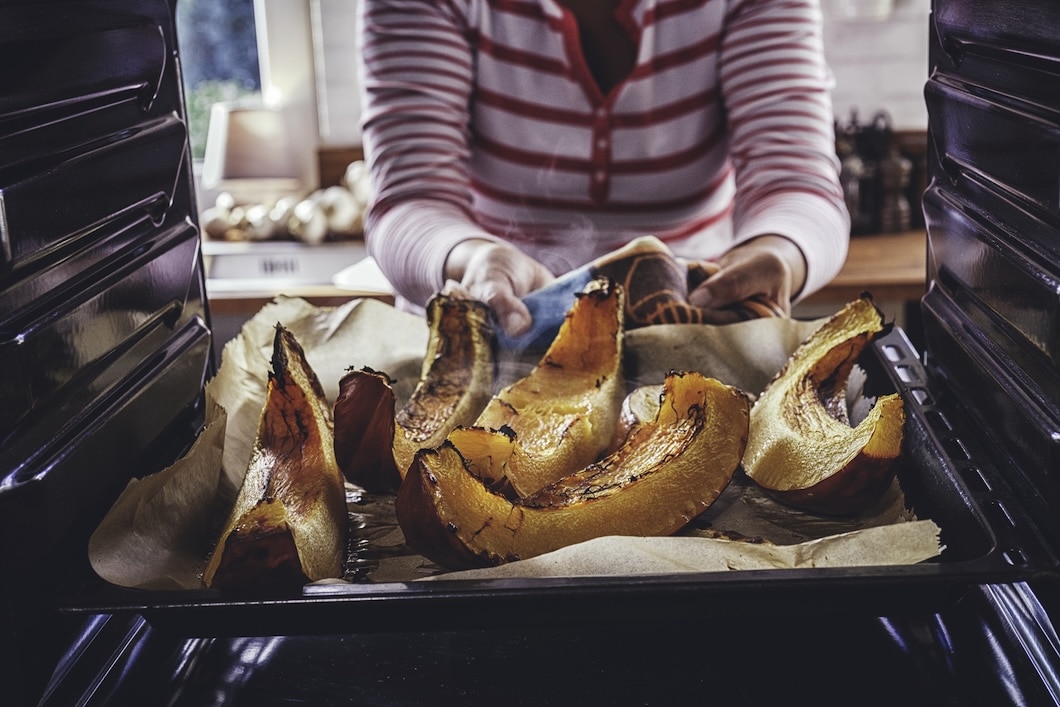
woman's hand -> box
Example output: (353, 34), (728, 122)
(445, 239), (556, 336)
(687, 235), (808, 323)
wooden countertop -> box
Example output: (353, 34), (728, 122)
(206, 229), (928, 314)
(802, 229), (927, 306)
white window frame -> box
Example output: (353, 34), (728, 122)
(254, 0), (321, 192)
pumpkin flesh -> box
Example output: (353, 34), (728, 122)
(743, 296), (905, 515)
(203, 325), (347, 592)
(397, 371), (750, 569)
(470, 279), (626, 498)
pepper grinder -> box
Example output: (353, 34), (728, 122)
(836, 119), (865, 228)
(845, 109), (881, 235)
(872, 112), (913, 233)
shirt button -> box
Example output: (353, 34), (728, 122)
(594, 170), (607, 182)
(596, 137), (609, 150)
(594, 107), (607, 120)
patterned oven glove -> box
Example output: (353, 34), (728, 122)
(495, 236), (784, 353)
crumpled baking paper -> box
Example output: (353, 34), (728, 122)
(87, 392), (228, 591)
(88, 295), (942, 590)
(419, 523), (943, 580)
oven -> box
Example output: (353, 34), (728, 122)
(1, 0), (1058, 705)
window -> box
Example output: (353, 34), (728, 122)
(176, 1), (327, 194)
(176, 0), (262, 160)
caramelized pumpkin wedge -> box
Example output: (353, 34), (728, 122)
(397, 371), (750, 569)
(468, 279), (626, 498)
(334, 295), (494, 493)
(395, 296), (495, 470)
(203, 324), (347, 592)
(743, 296), (905, 515)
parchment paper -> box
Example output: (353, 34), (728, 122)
(88, 295), (942, 590)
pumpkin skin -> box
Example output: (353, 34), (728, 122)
(743, 296), (905, 516)
(468, 279), (626, 498)
(203, 325), (347, 593)
(334, 295), (494, 493)
(333, 367), (402, 493)
(396, 371), (750, 570)
(605, 383), (664, 455)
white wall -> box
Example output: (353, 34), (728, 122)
(823, 0), (931, 131)
(311, 0), (362, 146)
(255, 0), (321, 188)
(308, 0), (932, 147)
(311, 0), (362, 145)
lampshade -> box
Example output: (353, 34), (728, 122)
(201, 103), (302, 203)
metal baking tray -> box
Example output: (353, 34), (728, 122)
(60, 326), (1060, 638)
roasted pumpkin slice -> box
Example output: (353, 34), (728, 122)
(743, 295), (906, 515)
(334, 295), (494, 493)
(468, 279), (626, 498)
(203, 324), (347, 592)
(395, 297), (495, 470)
(397, 371), (750, 569)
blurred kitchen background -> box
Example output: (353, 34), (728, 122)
(180, 0), (932, 355)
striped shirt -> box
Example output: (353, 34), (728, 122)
(358, 0), (849, 309)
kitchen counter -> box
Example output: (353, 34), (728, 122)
(204, 230), (928, 356)
(801, 229), (927, 306)
(206, 230), (927, 312)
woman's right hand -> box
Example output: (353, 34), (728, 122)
(444, 239), (555, 337)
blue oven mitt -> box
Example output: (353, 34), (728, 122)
(494, 266), (594, 354)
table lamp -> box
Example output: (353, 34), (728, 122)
(201, 102), (303, 204)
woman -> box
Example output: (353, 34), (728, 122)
(356, 0), (849, 336)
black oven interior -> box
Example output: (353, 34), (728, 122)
(1, 0), (1059, 705)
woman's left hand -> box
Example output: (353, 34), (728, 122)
(686, 234), (808, 323)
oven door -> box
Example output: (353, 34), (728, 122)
(0, 0), (211, 703)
